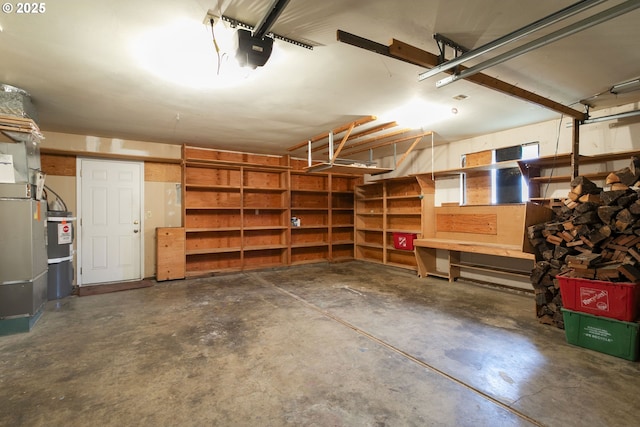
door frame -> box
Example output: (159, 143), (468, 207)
(75, 157), (145, 286)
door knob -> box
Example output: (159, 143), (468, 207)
(134, 220), (139, 225)
(134, 229), (139, 233)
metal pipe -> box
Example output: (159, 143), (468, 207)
(419, 0), (606, 81)
(582, 108), (640, 124)
(328, 131), (334, 162)
(437, 0), (640, 88)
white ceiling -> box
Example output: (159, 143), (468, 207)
(1, 0), (639, 159)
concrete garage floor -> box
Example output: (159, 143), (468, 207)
(1, 261), (639, 426)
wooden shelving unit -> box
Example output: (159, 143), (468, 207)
(290, 165), (330, 265)
(289, 159), (362, 265)
(355, 176), (429, 271)
(183, 146), (290, 277)
(182, 149), (362, 276)
(330, 174), (361, 261)
(517, 149), (640, 199)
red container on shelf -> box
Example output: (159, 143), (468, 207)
(393, 232), (417, 250)
(557, 271), (640, 322)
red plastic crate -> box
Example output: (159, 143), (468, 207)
(393, 232), (417, 250)
(557, 271), (640, 322)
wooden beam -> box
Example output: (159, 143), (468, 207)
(311, 121), (398, 153)
(323, 127), (413, 155)
(572, 118), (580, 179)
(337, 34), (586, 121)
(395, 136), (424, 168)
(287, 115), (376, 151)
(331, 123), (355, 163)
(346, 131), (433, 155)
(348, 121), (399, 141)
(389, 39), (585, 121)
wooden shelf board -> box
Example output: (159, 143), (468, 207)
(243, 186), (287, 192)
(292, 225), (329, 230)
(291, 188), (329, 193)
(451, 262), (531, 278)
(386, 262), (417, 271)
(357, 197), (384, 201)
(186, 227), (241, 233)
(332, 224), (355, 228)
(432, 159), (520, 178)
(519, 150), (640, 171)
(185, 158), (291, 170)
(386, 212), (421, 216)
(186, 247), (241, 255)
(356, 242), (384, 249)
(355, 212), (383, 216)
(332, 208), (355, 211)
(244, 245), (288, 251)
(413, 238), (534, 260)
(304, 163), (393, 175)
(291, 242), (330, 248)
(185, 184), (240, 191)
(386, 195), (421, 200)
(356, 228), (383, 233)
(244, 206), (288, 210)
(386, 228), (421, 234)
(291, 259), (329, 266)
(529, 171), (609, 183)
(291, 207), (329, 211)
(331, 240), (355, 245)
(185, 206), (241, 210)
(244, 226), (288, 231)
(423, 271), (450, 280)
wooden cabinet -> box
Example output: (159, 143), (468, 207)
(156, 227), (185, 281)
(355, 176), (432, 271)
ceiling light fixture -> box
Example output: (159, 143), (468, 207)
(610, 78), (640, 95)
(132, 18), (259, 89)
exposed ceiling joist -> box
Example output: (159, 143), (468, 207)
(311, 121), (398, 153)
(322, 127), (413, 155)
(287, 115), (376, 151)
(337, 30), (586, 121)
(343, 131), (433, 155)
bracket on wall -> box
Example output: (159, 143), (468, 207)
(433, 33), (469, 65)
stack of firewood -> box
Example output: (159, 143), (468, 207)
(527, 156), (640, 328)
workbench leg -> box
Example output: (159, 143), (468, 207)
(449, 250), (461, 282)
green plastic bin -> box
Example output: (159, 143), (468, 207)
(561, 308), (640, 361)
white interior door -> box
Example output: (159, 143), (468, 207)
(78, 159), (143, 285)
